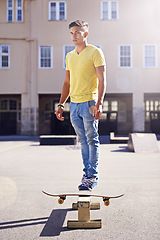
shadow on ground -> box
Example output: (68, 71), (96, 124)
(40, 208), (75, 237)
(0, 217), (48, 230)
(111, 146), (132, 153)
(0, 209), (75, 237)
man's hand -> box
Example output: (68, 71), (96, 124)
(93, 104), (103, 120)
(56, 106), (64, 121)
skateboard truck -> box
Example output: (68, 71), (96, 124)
(58, 196), (109, 208)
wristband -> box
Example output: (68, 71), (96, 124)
(58, 103), (64, 108)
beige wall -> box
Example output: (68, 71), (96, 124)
(0, 40), (29, 93)
(30, 0), (160, 94)
(0, 0), (30, 36)
(0, 0), (160, 135)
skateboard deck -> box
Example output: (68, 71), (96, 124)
(42, 190), (124, 206)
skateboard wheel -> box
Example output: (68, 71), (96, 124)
(104, 199), (110, 206)
(58, 198), (64, 204)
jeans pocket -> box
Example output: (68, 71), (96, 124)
(88, 100), (96, 108)
(88, 100), (96, 116)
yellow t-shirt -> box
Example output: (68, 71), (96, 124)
(66, 44), (106, 103)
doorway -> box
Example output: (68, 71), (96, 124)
(0, 112), (17, 135)
(150, 111), (160, 134)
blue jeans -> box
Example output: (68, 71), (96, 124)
(70, 100), (99, 178)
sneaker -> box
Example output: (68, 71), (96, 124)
(78, 177), (98, 191)
(81, 174), (88, 183)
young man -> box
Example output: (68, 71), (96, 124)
(56, 20), (106, 191)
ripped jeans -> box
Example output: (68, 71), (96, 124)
(70, 100), (99, 178)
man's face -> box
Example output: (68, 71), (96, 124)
(70, 26), (88, 46)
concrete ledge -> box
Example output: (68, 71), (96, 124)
(110, 132), (129, 144)
(39, 135), (77, 145)
(127, 133), (160, 153)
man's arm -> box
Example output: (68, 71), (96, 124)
(56, 70), (70, 121)
(93, 65), (106, 120)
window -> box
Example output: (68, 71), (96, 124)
(119, 45), (132, 68)
(103, 100), (126, 122)
(39, 46), (53, 69)
(0, 45), (10, 69)
(7, 0), (14, 22)
(16, 0), (23, 22)
(111, 101), (118, 111)
(49, 1), (66, 21)
(0, 100), (8, 110)
(7, 0), (23, 22)
(63, 45), (75, 68)
(0, 99), (21, 121)
(145, 99), (160, 121)
(101, 1), (118, 20)
(144, 45), (157, 67)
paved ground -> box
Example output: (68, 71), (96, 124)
(0, 138), (160, 240)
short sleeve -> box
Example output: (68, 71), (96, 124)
(93, 48), (106, 67)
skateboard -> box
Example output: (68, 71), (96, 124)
(42, 190), (124, 206)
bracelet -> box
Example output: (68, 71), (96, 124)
(58, 103), (64, 108)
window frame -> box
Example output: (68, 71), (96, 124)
(145, 99), (160, 121)
(39, 45), (53, 69)
(101, 1), (119, 20)
(49, 1), (67, 21)
(16, 0), (23, 22)
(7, 0), (14, 22)
(0, 45), (10, 69)
(102, 99), (127, 122)
(118, 44), (132, 68)
(143, 44), (157, 68)
(0, 99), (21, 122)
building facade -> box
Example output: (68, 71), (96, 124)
(0, 0), (160, 136)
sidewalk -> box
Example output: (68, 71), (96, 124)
(0, 139), (160, 240)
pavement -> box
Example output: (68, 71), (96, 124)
(0, 137), (160, 240)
